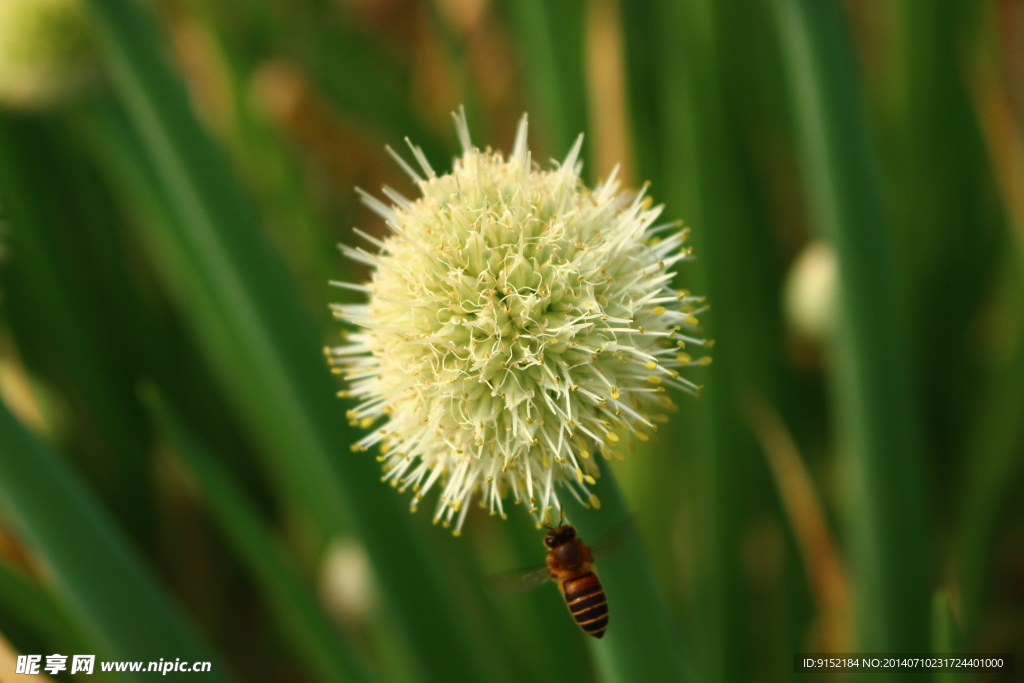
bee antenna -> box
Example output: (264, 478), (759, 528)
(558, 509), (566, 525)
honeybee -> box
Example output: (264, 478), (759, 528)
(493, 522), (620, 639)
(542, 524), (609, 638)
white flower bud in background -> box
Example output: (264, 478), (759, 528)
(784, 240), (837, 343)
(329, 111), (710, 533)
(319, 539), (374, 626)
(0, 0), (97, 110)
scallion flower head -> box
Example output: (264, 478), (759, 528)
(330, 111), (710, 533)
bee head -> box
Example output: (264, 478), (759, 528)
(544, 525), (577, 548)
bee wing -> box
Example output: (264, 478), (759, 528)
(485, 564), (552, 595)
(589, 514), (637, 561)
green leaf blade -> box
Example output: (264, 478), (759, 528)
(0, 400), (234, 683)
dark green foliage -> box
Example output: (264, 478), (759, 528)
(0, 0), (1020, 681)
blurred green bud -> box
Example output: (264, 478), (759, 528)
(0, 0), (97, 109)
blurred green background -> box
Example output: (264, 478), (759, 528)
(0, 0), (1022, 681)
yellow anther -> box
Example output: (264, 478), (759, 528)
(677, 353), (692, 364)
(605, 432), (619, 443)
(575, 468), (584, 483)
(589, 495), (602, 509)
(647, 375), (663, 384)
(653, 306), (666, 316)
(699, 356), (713, 366)
(610, 386), (620, 399)
(645, 361), (657, 370)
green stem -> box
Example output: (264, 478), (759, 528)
(500, 0), (588, 158)
(564, 469), (694, 683)
(772, 0), (931, 656)
(956, 295), (1024, 632)
(930, 591), (967, 683)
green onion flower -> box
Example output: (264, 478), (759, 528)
(330, 112), (709, 533)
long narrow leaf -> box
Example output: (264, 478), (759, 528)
(931, 592), (968, 683)
(0, 115), (154, 546)
(956, 295), (1024, 631)
(0, 562), (90, 657)
(0, 562), (123, 683)
(145, 388), (372, 683)
(80, 0), (508, 678)
(499, 0), (589, 157)
(0, 399), (233, 683)
(620, 1), (785, 678)
(771, 0), (931, 655)
(564, 471), (694, 683)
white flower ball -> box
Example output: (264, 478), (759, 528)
(330, 112), (710, 533)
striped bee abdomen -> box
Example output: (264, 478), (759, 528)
(563, 572), (609, 638)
